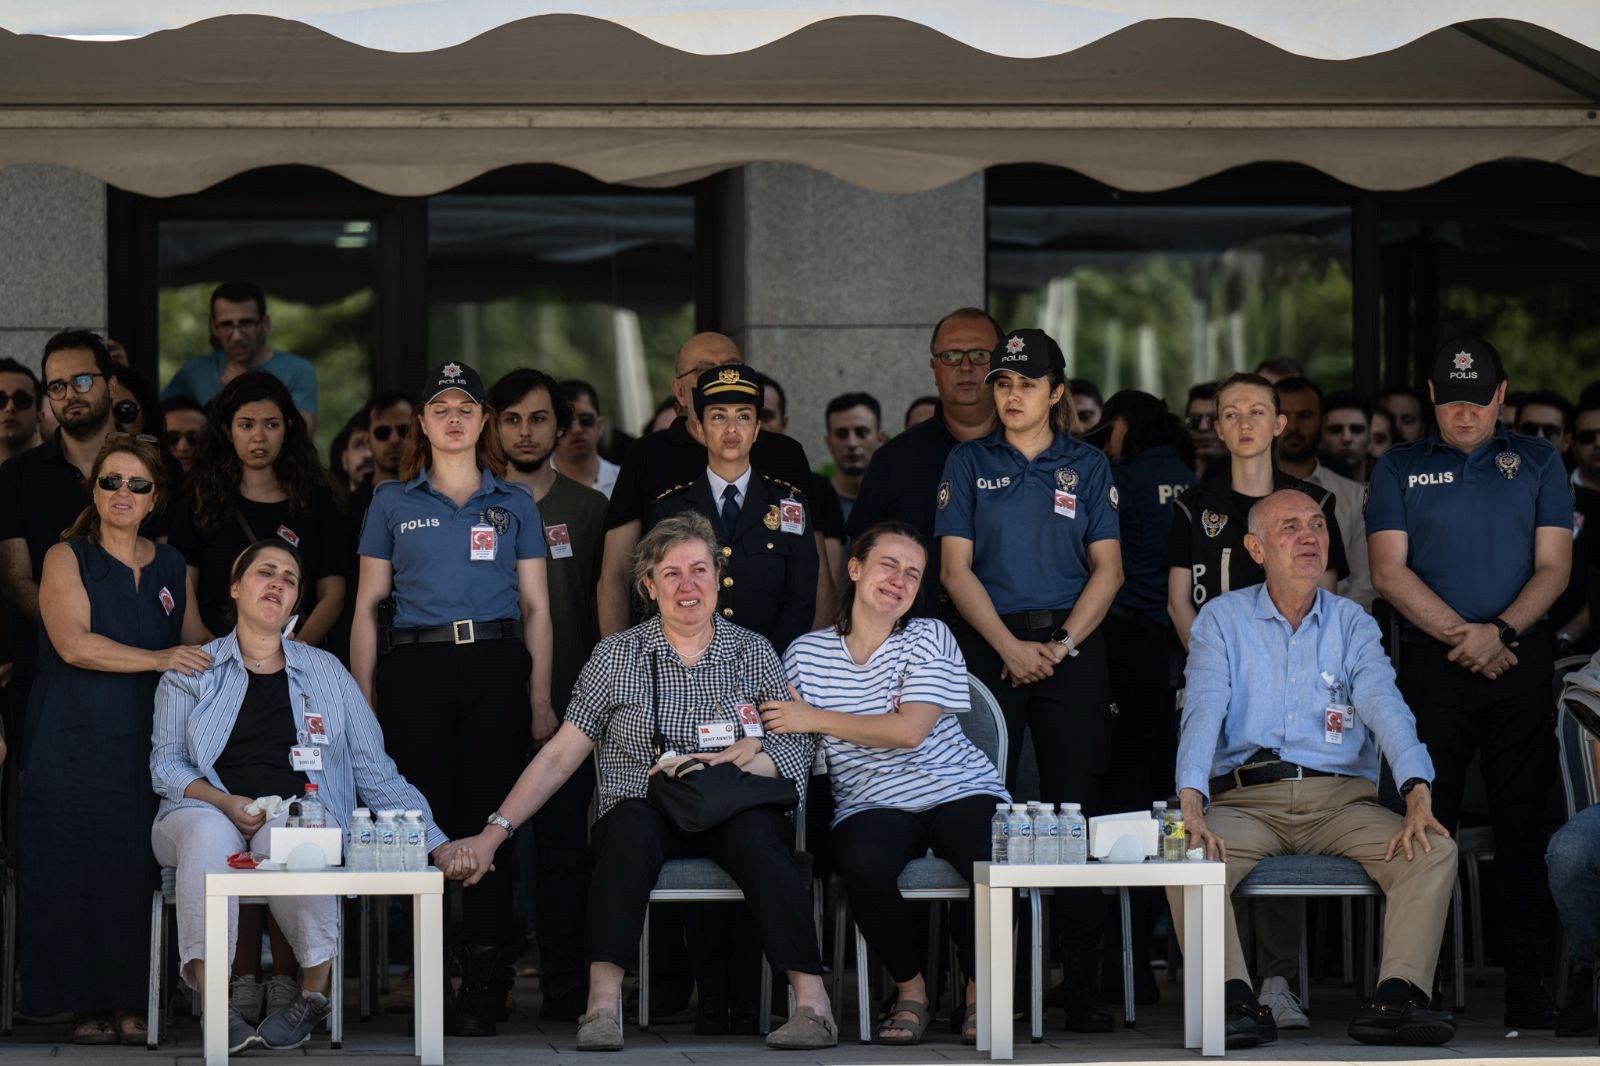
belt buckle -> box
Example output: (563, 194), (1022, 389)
(452, 619), (476, 645)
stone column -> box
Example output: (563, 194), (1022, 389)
(0, 165), (107, 371)
(720, 164), (985, 466)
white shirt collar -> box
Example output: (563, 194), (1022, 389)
(706, 465), (753, 507)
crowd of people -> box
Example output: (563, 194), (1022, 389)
(0, 280), (1597, 1053)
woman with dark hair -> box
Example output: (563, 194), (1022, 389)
(936, 327), (1124, 1032)
(763, 521), (1008, 1045)
(169, 373), (349, 645)
(351, 361), (554, 1037)
(19, 437), (209, 1044)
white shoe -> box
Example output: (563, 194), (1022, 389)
(1258, 976), (1309, 1029)
(264, 974), (299, 1019)
(229, 974), (264, 1026)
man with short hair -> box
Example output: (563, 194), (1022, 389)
(1275, 378), (1373, 608)
(367, 391), (414, 488)
(1380, 386), (1429, 444)
(1571, 393), (1600, 494)
(162, 281), (319, 433)
(1254, 357), (1306, 385)
(1185, 382), (1225, 476)
(1516, 390), (1574, 457)
(1068, 378), (1103, 433)
(488, 367), (605, 1022)
(846, 308), (1000, 624)
(823, 392), (884, 522)
(0, 358), (40, 464)
(1322, 392), (1373, 481)
(903, 396), (937, 430)
(1369, 337), (1573, 1028)
(552, 379), (620, 498)
(160, 394), (207, 474)
(1172, 488), (1457, 1049)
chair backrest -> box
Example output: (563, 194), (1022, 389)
(1556, 654), (1600, 818)
(962, 672), (1007, 779)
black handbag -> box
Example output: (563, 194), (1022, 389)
(643, 652), (798, 833)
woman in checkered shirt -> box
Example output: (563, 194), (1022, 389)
(454, 512), (837, 1051)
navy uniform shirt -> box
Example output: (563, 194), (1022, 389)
(1112, 445), (1199, 622)
(648, 471), (819, 657)
(1163, 468), (1349, 613)
(358, 466), (546, 629)
(1366, 426), (1572, 623)
(934, 428), (1120, 615)
(845, 407), (966, 617)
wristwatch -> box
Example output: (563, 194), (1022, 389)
(485, 811), (515, 838)
(1047, 627), (1078, 657)
(1398, 777), (1428, 799)
(1492, 617), (1518, 646)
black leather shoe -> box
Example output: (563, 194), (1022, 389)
(1349, 999), (1457, 1046)
(1554, 970), (1597, 1038)
(454, 944), (501, 1038)
(1224, 1002), (1278, 1049)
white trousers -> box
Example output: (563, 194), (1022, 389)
(151, 806), (339, 989)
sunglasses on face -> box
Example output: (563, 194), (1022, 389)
(572, 413), (598, 428)
(1185, 413), (1216, 430)
(934, 349), (991, 367)
(1518, 421), (1564, 441)
(1576, 429), (1600, 446)
(370, 424), (410, 442)
(96, 473), (154, 494)
(166, 429), (201, 447)
(0, 390), (35, 411)
(45, 372), (106, 398)
(113, 399), (141, 425)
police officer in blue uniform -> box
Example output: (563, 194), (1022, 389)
(937, 328), (1124, 1031)
(350, 361), (554, 1037)
(649, 364), (819, 658)
(1368, 337), (1573, 1027)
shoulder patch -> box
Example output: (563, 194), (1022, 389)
(654, 482), (690, 502)
(763, 474), (807, 500)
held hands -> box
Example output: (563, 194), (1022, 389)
(453, 832), (503, 888)
(999, 637), (1057, 687)
(759, 685), (818, 735)
(429, 840), (481, 881)
(156, 645), (213, 676)
(1179, 788), (1226, 861)
(1444, 622), (1516, 678)
(1385, 783), (1451, 862)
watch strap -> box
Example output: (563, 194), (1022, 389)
(485, 811), (515, 838)
(1398, 777), (1428, 798)
(1492, 617), (1517, 645)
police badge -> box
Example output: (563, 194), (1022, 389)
(718, 367), (740, 384)
(937, 480), (951, 510)
(1495, 451), (1521, 480)
(481, 506), (511, 535)
(1201, 509), (1228, 538)
(1056, 468), (1079, 493)
(764, 505), (781, 531)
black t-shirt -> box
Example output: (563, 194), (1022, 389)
(213, 668), (307, 801)
(806, 474), (846, 540)
(170, 483), (351, 638)
(605, 417), (813, 531)
(1552, 483), (1600, 638)
(1163, 467), (1349, 612)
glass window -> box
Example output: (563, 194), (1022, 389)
(156, 218), (378, 452)
(988, 205), (1353, 405)
(427, 194), (695, 435)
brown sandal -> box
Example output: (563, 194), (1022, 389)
(71, 1016), (118, 1045)
(117, 1012), (148, 1046)
(962, 1004), (979, 1046)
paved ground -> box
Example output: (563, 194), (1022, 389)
(2, 970), (1593, 1066)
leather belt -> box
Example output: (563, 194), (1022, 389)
(999, 609), (1069, 635)
(1210, 757), (1343, 798)
(387, 618), (519, 649)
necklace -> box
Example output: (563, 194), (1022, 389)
(673, 636), (713, 667)
(246, 646), (282, 670)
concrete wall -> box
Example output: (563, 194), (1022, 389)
(0, 165), (107, 371)
(721, 164), (985, 469)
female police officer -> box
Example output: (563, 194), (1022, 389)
(350, 361), (554, 1037)
(936, 328), (1123, 1032)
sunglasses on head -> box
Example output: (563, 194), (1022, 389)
(45, 372), (105, 398)
(1517, 421), (1564, 441)
(96, 473), (154, 494)
(370, 423), (409, 442)
(0, 389), (35, 411)
(107, 431), (160, 446)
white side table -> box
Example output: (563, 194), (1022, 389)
(203, 869), (444, 1065)
(974, 860), (1226, 1059)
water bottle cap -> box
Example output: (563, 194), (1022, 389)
(304, 783), (319, 793)
(996, 802), (1009, 810)
(1011, 803), (1028, 811)
(1064, 802), (1082, 811)
(353, 807), (371, 817)
(1153, 800), (1168, 809)
(405, 809), (422, 818)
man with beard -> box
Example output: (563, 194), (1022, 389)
(0, 331), (181, 754)
(489, 367), (604, 1023)
(1275, 378), (1373, 609)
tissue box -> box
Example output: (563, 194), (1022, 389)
(268, 827), (343, 866)
(1088, 812), (1159, 860)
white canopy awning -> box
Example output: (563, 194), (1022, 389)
(2, 3), (1598, 194)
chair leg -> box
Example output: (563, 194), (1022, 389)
(855, 924), (870, 1045)
(759, 956), (773, 1036)
(1341, 897), (1354, 985)
(1298, 897), (1310, 1011)
(1030, 890), (1043, 1044)
(360, 896), (373, 1021)
(1451, 879), (1466, 1012)
(2, 874), (13, 1037)
(1465, 856), (1486, 986)
(1362, 899), (1378, 999)
(330, 904), (344, 1048)
(378, 897), (390, 994)
(638, 906), (651, 1031)
(1119, 887), (1135, 1027)
(926, 903), (943, 1016)
(830, 896), (846, 1025)
(147, 892), (164, 1049)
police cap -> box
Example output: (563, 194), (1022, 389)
(985, 329), (1065, 383)
(421, 361), (486, 406)
(693, 363), (761, 417)
(1429, 336), (1505, 408)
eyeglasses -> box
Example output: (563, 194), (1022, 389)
(166, 429), (201, 447)
(573, 413), (598, 428)
(107, 431), (160, 446)
(1185, 413), (1216, 430)
(95, 473), (154, 494)
(370, 424), (410, 442)
(934, 349), (991, 367)
(0, 389), (35, 411)
(44, 372), (106, 398)
(1576, 429), (1600, 446)
(1518, 421), (1564, 441)
(675, 362), (718, 382)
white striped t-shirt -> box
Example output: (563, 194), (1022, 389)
(783, 618), (1009, 826)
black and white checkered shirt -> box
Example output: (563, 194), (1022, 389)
(565, 615), (814, 817)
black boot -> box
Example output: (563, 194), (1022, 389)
(455, 944), (502, 1037)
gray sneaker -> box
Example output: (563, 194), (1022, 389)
(256, 989), (331, 1050)
(263, 975), (298, 1020)
(230, 974), (264, 1025)
(228, 1008), (262, 1054)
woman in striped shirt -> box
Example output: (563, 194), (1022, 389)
(763, 521), (1009, 1046)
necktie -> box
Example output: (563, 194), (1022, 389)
(720, 483), (741, 543)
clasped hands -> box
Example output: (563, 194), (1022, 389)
(1443, 621), (1515, 679)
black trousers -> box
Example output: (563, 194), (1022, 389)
(587, 800), (821, 977)
(376, 638), (532, 947)
(1396, 627), (1558, 981)
(832, 795), (1005, 984)
(528, 754), (595, 997)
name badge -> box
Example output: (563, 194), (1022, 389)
(470, 523), (497, 561)
(736, 703), (763, 738)
(697, 722), (737, 750)
(779, 499), (805, 535)
(157, 586), (175, 615)
(545, 523), (574, 560)
(302, 712), (329, 745)
(290, 746), (323, 771)
(276, 524), (300, 548)
(1053, 490), (1077, 519)
(1324, 704), (1352, 745)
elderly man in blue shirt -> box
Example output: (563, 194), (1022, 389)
(1169, 489), (1458, 1049)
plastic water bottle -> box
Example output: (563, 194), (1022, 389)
(1163, 807), (1188, 863)
(990, 802), (1009, 864)
(1061, 802), (1088, 864)
(299, 783), (325, 829)
(402, 810), (427, 871)
(1007, 804), (1033, 865)
(348, 808), (376, 871)
(374, 810), (400, 871)
(1033, 803), (1060, 865)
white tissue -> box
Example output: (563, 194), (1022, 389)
(245, 795), (289, 819)
(1185, 846), (1206, 862)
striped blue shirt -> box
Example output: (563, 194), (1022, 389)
(783, 619), (1009, 826)
(152, 632), (448, 850)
